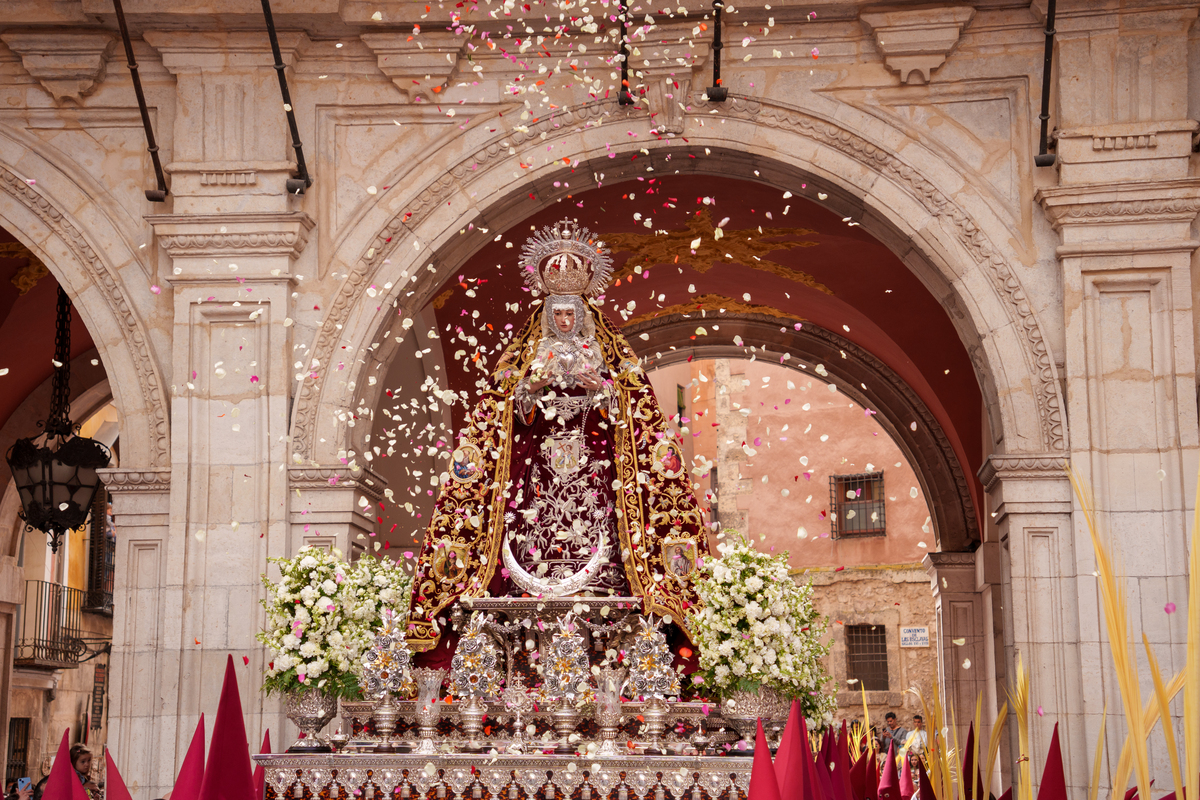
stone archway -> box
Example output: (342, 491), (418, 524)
(289, 95), (1065, 474)
(624, 313), (979, 553)
(0, 125), (171, 473)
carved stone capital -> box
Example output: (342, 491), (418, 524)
(360, 32), (468, 101)
(1, 31), (117, 105)
(976, 454), (1068, 492)
(148, 212), (315, 263)
(98, 468), (172, 494)
(142, 30), (306, 73)
(288, 465), (388, 503)
(859, 6), (974, 85)
(1036, 179), (1200, 233)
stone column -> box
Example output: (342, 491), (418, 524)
(106, 30), (314, 799)
(1030, 6), (1200, 795)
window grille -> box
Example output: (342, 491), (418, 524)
(845, 624), (889, 691)
(676, 384), (686, 421)
(5, 717), (30, 784)
(829, 471), (886, 537)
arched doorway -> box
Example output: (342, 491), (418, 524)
(341, 164), (1040, 786)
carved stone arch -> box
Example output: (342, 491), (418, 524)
(624, 313), (979, 552)
(291, 95), (1065, 468)
(0, 130), (170, 469)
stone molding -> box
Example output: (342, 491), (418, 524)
(0, 165), (171, 467)
(142, 30), (306, 72)
(1036, 179), (1200, 230)
(97, 468), (172, 493)
(859, 6), (974, 85)
(0, 31), (117, 104)
(290, 94), (1066, 462)
(360, 32), (468, 101)
(148, 212), (315, 260)
(976, 454), (1067, 492)
(288, 465), (388, 503)
(625, 312), (980, 550)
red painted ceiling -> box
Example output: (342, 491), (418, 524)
(430, 174), (983, 527)
(0, 227), (96, 433)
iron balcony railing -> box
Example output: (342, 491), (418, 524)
(15, 580), (86, 667)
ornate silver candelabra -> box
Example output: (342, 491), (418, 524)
(543, 614), (594, 754)
(359, 620), (413, 753)
(450, 612), (504, 752)
(627, 615), (681, 755)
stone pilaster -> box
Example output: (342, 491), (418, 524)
(142, 31), (310, 214)
(977, 455), (1077, 796)
(113, 208), (310, 798)
(98, 468), (173, 797)
(923, 551), (985, 754)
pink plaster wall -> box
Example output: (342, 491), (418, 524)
(649, 358), (933, 571)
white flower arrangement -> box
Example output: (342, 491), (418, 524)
(258, 547), (414, 699)
(691, 533), (835, 725)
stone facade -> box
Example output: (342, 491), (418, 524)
(0, 2), (1192, 798)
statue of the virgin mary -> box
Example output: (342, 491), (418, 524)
(406, 220), (709, 655)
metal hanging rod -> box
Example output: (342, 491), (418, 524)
(261, 0), (313, 194)
(618, 0), (634, 106)
(111, 0), (168, 202)
(1035, 0), (1057, 167)
(706, 0), (727, 102)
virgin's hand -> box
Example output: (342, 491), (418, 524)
(528, 377), (550, 392)
(577, 370), (602, 390)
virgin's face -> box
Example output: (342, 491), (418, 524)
(553, 308), (575, 333)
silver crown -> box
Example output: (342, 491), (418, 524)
(520, 219), (614, 298)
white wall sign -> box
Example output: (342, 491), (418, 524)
(900, 626), (930, 648)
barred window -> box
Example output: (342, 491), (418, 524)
(830, 471), (886, 537)
(846, 624), (889, 691)
(5, 717), (30, 784)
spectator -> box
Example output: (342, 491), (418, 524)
(68, 745), (101, 800)
(902, 714), (929, 757)
(6, 780), (33, 800)
(880, 711), (909, 754)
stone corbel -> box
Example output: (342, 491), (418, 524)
(859, 6), (974, 85)
(360, 32), (468, 101)
(1, 31), (117, 104)
(638, 47), (707, 135)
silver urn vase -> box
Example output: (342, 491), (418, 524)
(594, 666), (627, 756)
(719, 686), (788, 753)
(284, 688), (339, 753)
(642, 696), (670, 755)
(412, 667), (447, 755)
(552, 696), (583, 755)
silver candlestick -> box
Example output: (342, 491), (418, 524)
(502, 675), (535, 754)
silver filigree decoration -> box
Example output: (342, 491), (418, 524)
(450, 612), (504, 700)
(520, 219), (613, 298)
(627, 615), (681, 700)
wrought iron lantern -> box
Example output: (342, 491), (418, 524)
(6, 287), (111, 553)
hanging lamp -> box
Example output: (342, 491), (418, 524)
(6, 287), (111, 553)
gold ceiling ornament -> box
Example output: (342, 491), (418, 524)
(602, 208), (831, 293)
(624, 293), (806, 328)
(0, 242), (49, 295)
